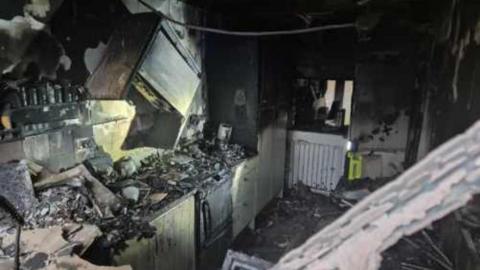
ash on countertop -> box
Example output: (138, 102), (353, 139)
(0, 140), (249, 261)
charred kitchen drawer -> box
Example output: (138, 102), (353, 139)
(113, 192), (196, 270)
(232, 157), (258, 237)
(240, 156), (258, 176)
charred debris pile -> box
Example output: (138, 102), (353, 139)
(0, 124), (247, 268)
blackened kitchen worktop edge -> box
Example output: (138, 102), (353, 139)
(146, 189), (198, 222)
(144, 154), (257, 222)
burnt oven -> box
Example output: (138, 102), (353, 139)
(197, 170), (233, 268)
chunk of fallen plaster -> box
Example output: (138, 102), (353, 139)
(121, 187), (140, 202)
(115, 157), (137, 178)
(0, 160), (37, 218)
(149, 193), (168, 204)
(2, 224), (101, 257)
(63, 224), (102, 255)
(35, 165), (121, 217)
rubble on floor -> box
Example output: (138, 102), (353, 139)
(272, 122), (480, 270)
(381, 230), (453, 270)
(0, 160), (36, 218)
(330, 180), (455, 269)
(232, 184), (342, 262)
(0, 223), (131, 270)
(456, 199), (480, 262)
(0, 139), (248, 268)
(232, 183), (453, 270)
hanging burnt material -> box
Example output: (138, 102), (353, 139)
(86, 14), (159, 99)
(124, 22), (202, 150)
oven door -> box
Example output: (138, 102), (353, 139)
(199, 174), (233, 248)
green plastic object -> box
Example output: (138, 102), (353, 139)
(347, 152), (363, 181)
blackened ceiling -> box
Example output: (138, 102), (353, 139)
(50, 0), (131, 83)
(187, 0), (435, 16)
(0, 0), (23, 20)
(182, 0), (440, 33)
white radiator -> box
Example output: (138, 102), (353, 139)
(288, 131), (347, 191)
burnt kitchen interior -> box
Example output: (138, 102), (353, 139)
(1, 0), (480, 269)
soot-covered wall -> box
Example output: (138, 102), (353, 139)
(350, 23), (421, 179)
(424, 0), (480, 148)
(206, 35), (259, 150)
(423, 2), (480, 268)
(293, 28), (356, 80)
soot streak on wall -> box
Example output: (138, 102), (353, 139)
(350, 22), (420, 179)
(427, 0), (480, 148)
(421, 1), (480, 269)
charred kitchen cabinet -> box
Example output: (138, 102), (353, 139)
(232, 156), (259, 237)
(87, 14), (201, 150)
(256, 111), (288, 214)
(231, 150), (287, 237)
(114, 192), (196, 270)
(255, 38), (290, 214)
